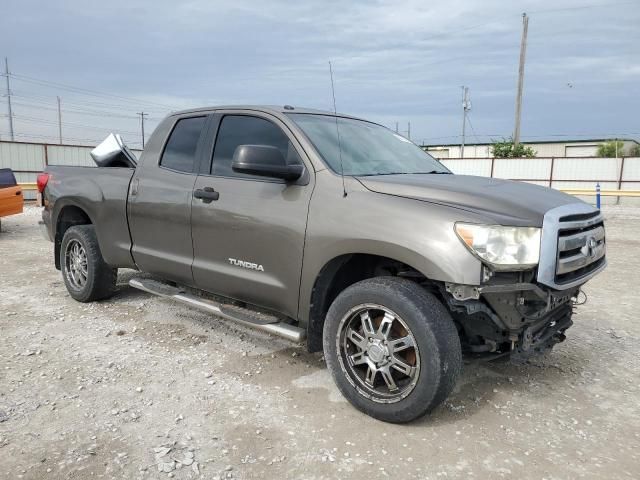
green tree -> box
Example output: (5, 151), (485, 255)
(596, 140), (625, 157)
(491, 138), (536, 158)
(627, 143), (640, 157)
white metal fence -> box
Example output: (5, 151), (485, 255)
(1, 139), (638, 201)
(440, 156), (640, 193)
(0, 140), (143, 199)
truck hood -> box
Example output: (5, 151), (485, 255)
(357, 174), (583, 226)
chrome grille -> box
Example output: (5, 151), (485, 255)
(538, 203), (607, 290)
(556, 224), (605, 280)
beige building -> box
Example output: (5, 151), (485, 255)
(423, 138), (639, 159)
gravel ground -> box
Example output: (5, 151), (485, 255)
(1, 205), (639, 480)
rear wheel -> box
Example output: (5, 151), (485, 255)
(323, 277), (461, 423)
(60, 225), (117, 302)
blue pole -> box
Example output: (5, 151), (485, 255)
(596, 182), (601, 209)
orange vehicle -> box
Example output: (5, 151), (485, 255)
(0, 168), (24, 230)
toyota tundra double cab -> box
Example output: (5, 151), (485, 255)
(38, 105), (606, 422)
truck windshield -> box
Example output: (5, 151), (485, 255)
(287, 114), (450, 176)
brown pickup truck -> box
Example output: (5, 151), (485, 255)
(39, 105), (606, 422)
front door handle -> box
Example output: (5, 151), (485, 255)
(194, 187), (220, 203)
(130, 178), (139, 197)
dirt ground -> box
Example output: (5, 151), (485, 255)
(1, 205), (639, 480)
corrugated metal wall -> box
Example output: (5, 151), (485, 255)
(0, 140), (142, 199)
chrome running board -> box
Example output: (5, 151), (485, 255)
(129, 278), (306, 343)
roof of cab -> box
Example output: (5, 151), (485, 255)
(169, 105), (360, 119)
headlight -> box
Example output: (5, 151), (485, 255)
(455, 223), (541, 270)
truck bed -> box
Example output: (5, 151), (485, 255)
(44, 166), (136, 269)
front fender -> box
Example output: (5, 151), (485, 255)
(297, 176), (485, 324)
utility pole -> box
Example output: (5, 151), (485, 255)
(460, 86), (471, 158)
(407, 122), (411, 140)
(137, 112), (148, 148)
(57, 96), (62, 144)
(4, 57), (14, 141)
(395, 122), (398, 133)
(513, 13), (529, 147)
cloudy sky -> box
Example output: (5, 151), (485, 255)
(1, 0), (638, 148)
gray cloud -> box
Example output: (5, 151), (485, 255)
(1, 0), (638, 147)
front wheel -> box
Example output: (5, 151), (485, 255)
(323, 277), (462, 423)
(60, 225), (117, 302)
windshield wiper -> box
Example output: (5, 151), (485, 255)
(358, 171), (452, 177)
(357, 172), (408, 176)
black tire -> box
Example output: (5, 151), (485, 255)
(60, 225), (117, 302)
(323, 276), (462, 423)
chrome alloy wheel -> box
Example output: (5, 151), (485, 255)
(65, 239), (88, 290)
(336, 304), (420, 403)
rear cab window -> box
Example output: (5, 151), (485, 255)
(160, 116), (207, 173)
(0, 168), (17, 188)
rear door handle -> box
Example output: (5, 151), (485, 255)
(193, 187), (219, 203)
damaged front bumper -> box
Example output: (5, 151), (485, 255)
(443, 279), (578, 361)
(442, 203), (605, 361)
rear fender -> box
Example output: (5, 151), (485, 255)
(48, 169), (135, 269)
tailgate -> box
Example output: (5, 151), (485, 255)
(0, 185), (23, 218)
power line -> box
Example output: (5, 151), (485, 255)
(0, 130), (108, 144)
(4, 100), (143, 120)
(0, 2), (615, 135)
(318, 2), (635, 72)
(10, 91), (164, 117)
(13, 113), (140, 136)
(1, 4), (633, 151)
(527, 1), (636, 14)
(466, 115), (481, 144)
(420, 132), (640, 143)
(523, 132), (640, 138)
(4, 72), (180, 110)
(2, 97), (158, 121)
(8, 94), (141, 116)
(0, 130), (144, 147)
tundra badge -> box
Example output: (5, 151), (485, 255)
(228, 258), (265, 272)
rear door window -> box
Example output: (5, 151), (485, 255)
(160, 116), (207, 173)
(0, 168), (17, 188)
